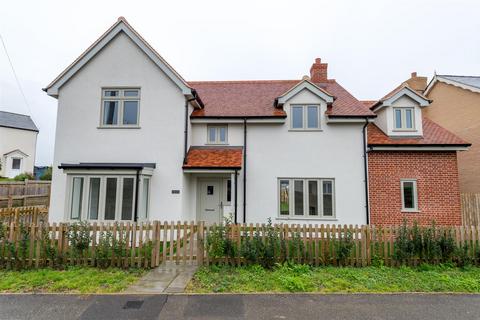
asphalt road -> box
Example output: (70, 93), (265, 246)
(0, 294), (479, 320)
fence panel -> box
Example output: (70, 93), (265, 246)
(461, 193), (480, 226)
(0, 181), (51, 208)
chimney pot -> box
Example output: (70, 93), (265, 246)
(315, 58), (321, 63)
(411, 72), (417, 78)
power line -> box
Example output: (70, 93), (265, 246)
(0, 32), (34, 118)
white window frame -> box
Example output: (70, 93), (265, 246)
(290, 105), (321, 131)
(401, 179), (418, 212)
(100, 88), (141, 128)
(65, 174), (149, 222)
(207, 125), (228, 144)
(393, 107), (415, 131)
(277, 178), (335, 219)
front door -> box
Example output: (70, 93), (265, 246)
(198, 179), (222, 224)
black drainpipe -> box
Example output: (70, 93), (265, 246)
(243, 118), (247, 223)
(234, 169), (238, 224)
(134, 169), (140, 222)
(362, 118), (370, 225)
(184, 96), (197, 164)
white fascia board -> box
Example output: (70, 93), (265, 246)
(3, 149), (29, 157)
(276, 80), (334, 106)
(60, 167), (154, 175)
(183, 169), (237, 174)
(425, 76), (480, 95)
(369, 146), (469, 151)
(382, 87), (430, 108)
(45, 20), (192, 97)
(190, 118), (285, 124)
(326, 117), (374, 123)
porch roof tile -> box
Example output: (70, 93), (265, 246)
(183, 146), (243, 169)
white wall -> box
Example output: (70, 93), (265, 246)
(49, 32), (189, 222)
(376, 95), (424, 137)
(0, 126), (37, 177)
(244, 89), (367, 225)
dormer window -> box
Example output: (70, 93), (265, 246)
(394, 107), (415, 130)
(291, 105), (321, 130)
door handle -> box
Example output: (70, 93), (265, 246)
(205, 209), (215, 212)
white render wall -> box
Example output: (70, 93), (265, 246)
(0, 126), (37, 178)
(49, 32), (190, 222)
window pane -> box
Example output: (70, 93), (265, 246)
(12, 158), (21, 169)
(307, 106), (319, 129)
(292, 106), (303, 129)
(294, 180), (304, 215)
(123, 101), (138, 125)
(323, 180), (333, 216)
(405, 109), (413, 129)
(121, 178), (134, 220)
(207, 185), (214, 195)
(103, 101), (118, 125)
(279, 180), (290, 216)
(70, 177), (83, 220)
(403, 181), (415, 209)
(124, 90), (138, 97)
(104, 178), (117, 220)
(308, 181), (318, 215)
(140, 178), (150, 220)
(219, 127), (227, 143)
(88, 178), (100, 220)
(104, 90), (118, 97)
(226, 179), (232, 202)
(395, 109), (402, 129)
(208, 127), (216, 143)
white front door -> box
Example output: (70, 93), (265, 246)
(198, 179), (222, 224)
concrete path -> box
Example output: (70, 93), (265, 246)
(1, 294), (480, 320)
(125, 261), (198, 294)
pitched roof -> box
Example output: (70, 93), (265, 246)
(189, 79), (375, 118)
(183, 146), (243, 169)
(367, 118), (470, 147)
(0, 111), (38, 132)
(439, 75), (480, 90)
(371, 83), (431, 110)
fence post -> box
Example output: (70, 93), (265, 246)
(197, 221), (204, 266)
(23, 180), (28, 206)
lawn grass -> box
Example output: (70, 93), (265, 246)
(186, 264), (480, 293)
(0, 267), (145, 293)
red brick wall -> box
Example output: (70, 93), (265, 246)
(368, 151), (461, 226)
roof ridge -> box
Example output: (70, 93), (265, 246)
(188, 80), (300, 84)
(439, 74), (480, 78)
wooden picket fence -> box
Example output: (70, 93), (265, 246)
(0, 181), (51, 208)
(0, 206), (48, 225)
(2, 218), (480, 270)
(461, 193), (480, 226)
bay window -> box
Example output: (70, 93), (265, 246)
(67, 174), (150, 221)
(278, 178), (335, 218)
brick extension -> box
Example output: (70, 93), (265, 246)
(368, 151), (462, 226)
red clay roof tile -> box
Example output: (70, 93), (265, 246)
(367, 118), (470, 146)
(183, 146), (243, 169)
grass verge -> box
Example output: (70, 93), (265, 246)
(186, 263), (480, 293)
(0, 267), (145, 293)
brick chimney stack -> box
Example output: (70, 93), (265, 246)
(310, 58), (328, 82)
(405, 71), (428, 93)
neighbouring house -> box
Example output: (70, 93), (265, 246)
(0, 110), (38, 178)
(422, 75), (480, 193)
(43, 17), (469, 226)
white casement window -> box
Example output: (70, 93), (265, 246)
(101, 88), (140, 127)
(278, 178), (335, 218)
(401, 179), (418, 212)
(393, 107), (415, 130)
(67, 175), (150, 221)
(290, 105), (321, 130)
(207, 125), (228, 144)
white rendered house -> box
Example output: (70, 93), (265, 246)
(44, 18), (379, 224)
(0, 111), (38, 178)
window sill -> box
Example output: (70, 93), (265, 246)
(392, 129), (417, 133)
(276, 216), (337, 221)
(205, 143), (229, 146)
(97, 126), (141, 129)
(401, 209), (420, 213)
(288, 129), (323, 132)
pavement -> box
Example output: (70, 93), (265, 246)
(1, 293), (480, 320)
(125, 262), (198, 294)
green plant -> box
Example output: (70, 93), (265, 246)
(67, 222), (91, 258)
(95, 230), (113, 268)
(13, 172), (35, 181)
(39, 167), (52, 181)
(336, 229), (354, 266)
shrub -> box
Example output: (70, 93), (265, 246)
(67, 222), (91, 258)
(13, 172), (35, 181)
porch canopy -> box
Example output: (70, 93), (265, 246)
(182, 146), (243, 173)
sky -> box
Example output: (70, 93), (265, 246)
(0, 0), (479, 166)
